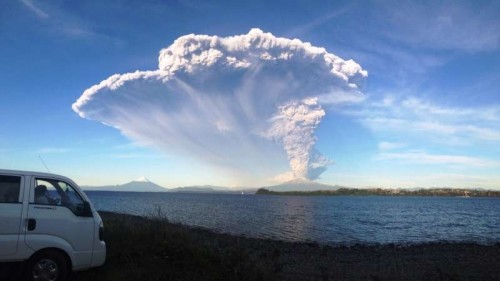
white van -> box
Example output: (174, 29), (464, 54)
(0, 169), (106, 281)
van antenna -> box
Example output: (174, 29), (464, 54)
(38, 155), (51, 173)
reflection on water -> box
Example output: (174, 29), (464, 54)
(270, 196), (314, 241)
(86, 192), (500, 245)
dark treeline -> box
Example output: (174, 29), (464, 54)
(256, 188), (500, 197)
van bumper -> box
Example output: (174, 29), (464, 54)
(90, 241), (106, 267)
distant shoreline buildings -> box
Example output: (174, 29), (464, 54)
(256, 187), (500, 197)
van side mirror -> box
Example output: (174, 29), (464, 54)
(81, 201), (93, 217)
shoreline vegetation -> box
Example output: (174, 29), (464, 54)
(72, 211), (500, 281)
(256, 188), (500, 197)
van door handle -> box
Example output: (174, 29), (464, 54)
(27, 219), (36, 231)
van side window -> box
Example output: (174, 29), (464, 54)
(0, 175), (21, 203)
(34, 180), (61, 205)
(35, 178), (86, 216)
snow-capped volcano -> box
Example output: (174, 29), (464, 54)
(134, 176), (151, 183)
(119, 177), (166, 192)
(83, 177), (167, 192)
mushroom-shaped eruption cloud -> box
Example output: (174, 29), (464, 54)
(73, 29), (367, 182)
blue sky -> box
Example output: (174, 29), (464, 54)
(1, 0), (499, 189)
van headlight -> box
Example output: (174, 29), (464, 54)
(99, 221), (104, 241)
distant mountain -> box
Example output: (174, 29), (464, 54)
(82, 177), (168, 192)
(83, 179), (257, 194)
(85, 177), (348, 193)
(262, 178), (343, 192)
(168, 185), (222, 193)
(169, 185), (258, 194)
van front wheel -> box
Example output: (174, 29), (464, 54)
(25, 250), (68, 281)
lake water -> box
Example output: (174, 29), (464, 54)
(86, 191), (500, 245)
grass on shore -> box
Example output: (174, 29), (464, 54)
(74, 211), (500, 281)
(74, 211), (279, 281)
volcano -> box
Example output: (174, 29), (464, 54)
(262, 178), (341, 192)
(83, 177), (168, 192)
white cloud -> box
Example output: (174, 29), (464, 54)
(73, 29), (367, 182)
(317, 89), (366, 105)
(288, 6), (354, 38)
(376, 152), (499, 167)
(20, 0), (49, 19)
(38, 148), (69, 154)
(421, 173), (500, 189)
(349, 96), (500, 145)
(324, 171), (500, 189)
(359, 96), (500, 172)
(377, 1), (500, 51)
(18, 0), (116, 42)
(110, 153), (162, 159)
(378, 141), (405, 151)
(401, 97), (500, 122)
(426, 173), (490, 183)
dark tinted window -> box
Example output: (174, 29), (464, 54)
(0, 175), (21, 203)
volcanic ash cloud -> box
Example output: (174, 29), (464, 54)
(73, 28), (367, 182)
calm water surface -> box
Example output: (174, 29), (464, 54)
(86, 192), (500, 245)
